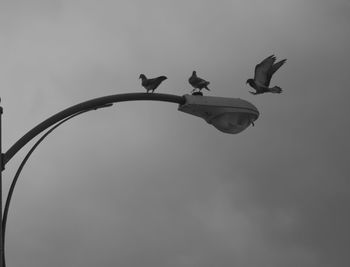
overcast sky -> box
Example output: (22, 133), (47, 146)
(1, 0), (350, 266)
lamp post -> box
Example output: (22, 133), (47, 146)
(0, 92), (259, 267)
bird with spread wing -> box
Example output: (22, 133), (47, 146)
(139, 74), (167, 93)
(188, 71), (211, 94)
(246, 55), (286, 95)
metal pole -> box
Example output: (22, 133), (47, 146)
(0, 103), (4, 267)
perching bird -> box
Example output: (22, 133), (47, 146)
(139, 74), (167, 93)
(246, 55), (286, 95)
(188, 71), (210, 93)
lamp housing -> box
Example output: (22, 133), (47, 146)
(178, 94), (259, 134)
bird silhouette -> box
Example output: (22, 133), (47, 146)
(139, 74), (167, 93)
(246, 55), (286, 95)
(188, 71), (210, 93)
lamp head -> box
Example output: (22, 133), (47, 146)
(178, 95), (259, 134)
(246, 79), (255, 86)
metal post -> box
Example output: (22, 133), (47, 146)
(0, 103), (4, 267)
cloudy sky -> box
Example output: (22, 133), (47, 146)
(1, 0), (350, 266)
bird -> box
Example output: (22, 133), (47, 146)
(246, 55), (286, 95)
(139, 74), (167, 93)
(188, 71), (210, 93)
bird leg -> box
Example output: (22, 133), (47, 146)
(192, 91), (203, 96)
(191, 87), (200, 93)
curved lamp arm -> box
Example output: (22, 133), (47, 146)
(3, 93), (185, 166)
(2, 108), (105, 267)
(2, 105), (112, 244)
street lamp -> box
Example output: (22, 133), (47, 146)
(0, 92), (259, 267)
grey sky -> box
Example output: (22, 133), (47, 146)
(1, 0), (350, 266)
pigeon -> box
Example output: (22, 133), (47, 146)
(139, 74), (167, 93)
(188, 71), (210, 93)
(246, 55), (286, 95)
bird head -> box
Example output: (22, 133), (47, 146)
(192, 71), (197, 76)
(139, 74), (146, 79)
(246, 79), (254, 86)
(159, 76), (167, 81)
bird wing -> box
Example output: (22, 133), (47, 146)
(198, 80), (210, 89)
(146, 76), (166, 90)
(196, 77), (208, 86)
(190, 76), (209, 87)
(266, 59), (286, 86)
(270, 59), (286, 76)
(254, 55), (276, 86)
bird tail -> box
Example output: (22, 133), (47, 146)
(204, 81), (210, 91)
(269, 86), (282, 94)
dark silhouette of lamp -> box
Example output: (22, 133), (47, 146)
(178, 95), (259, 134)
